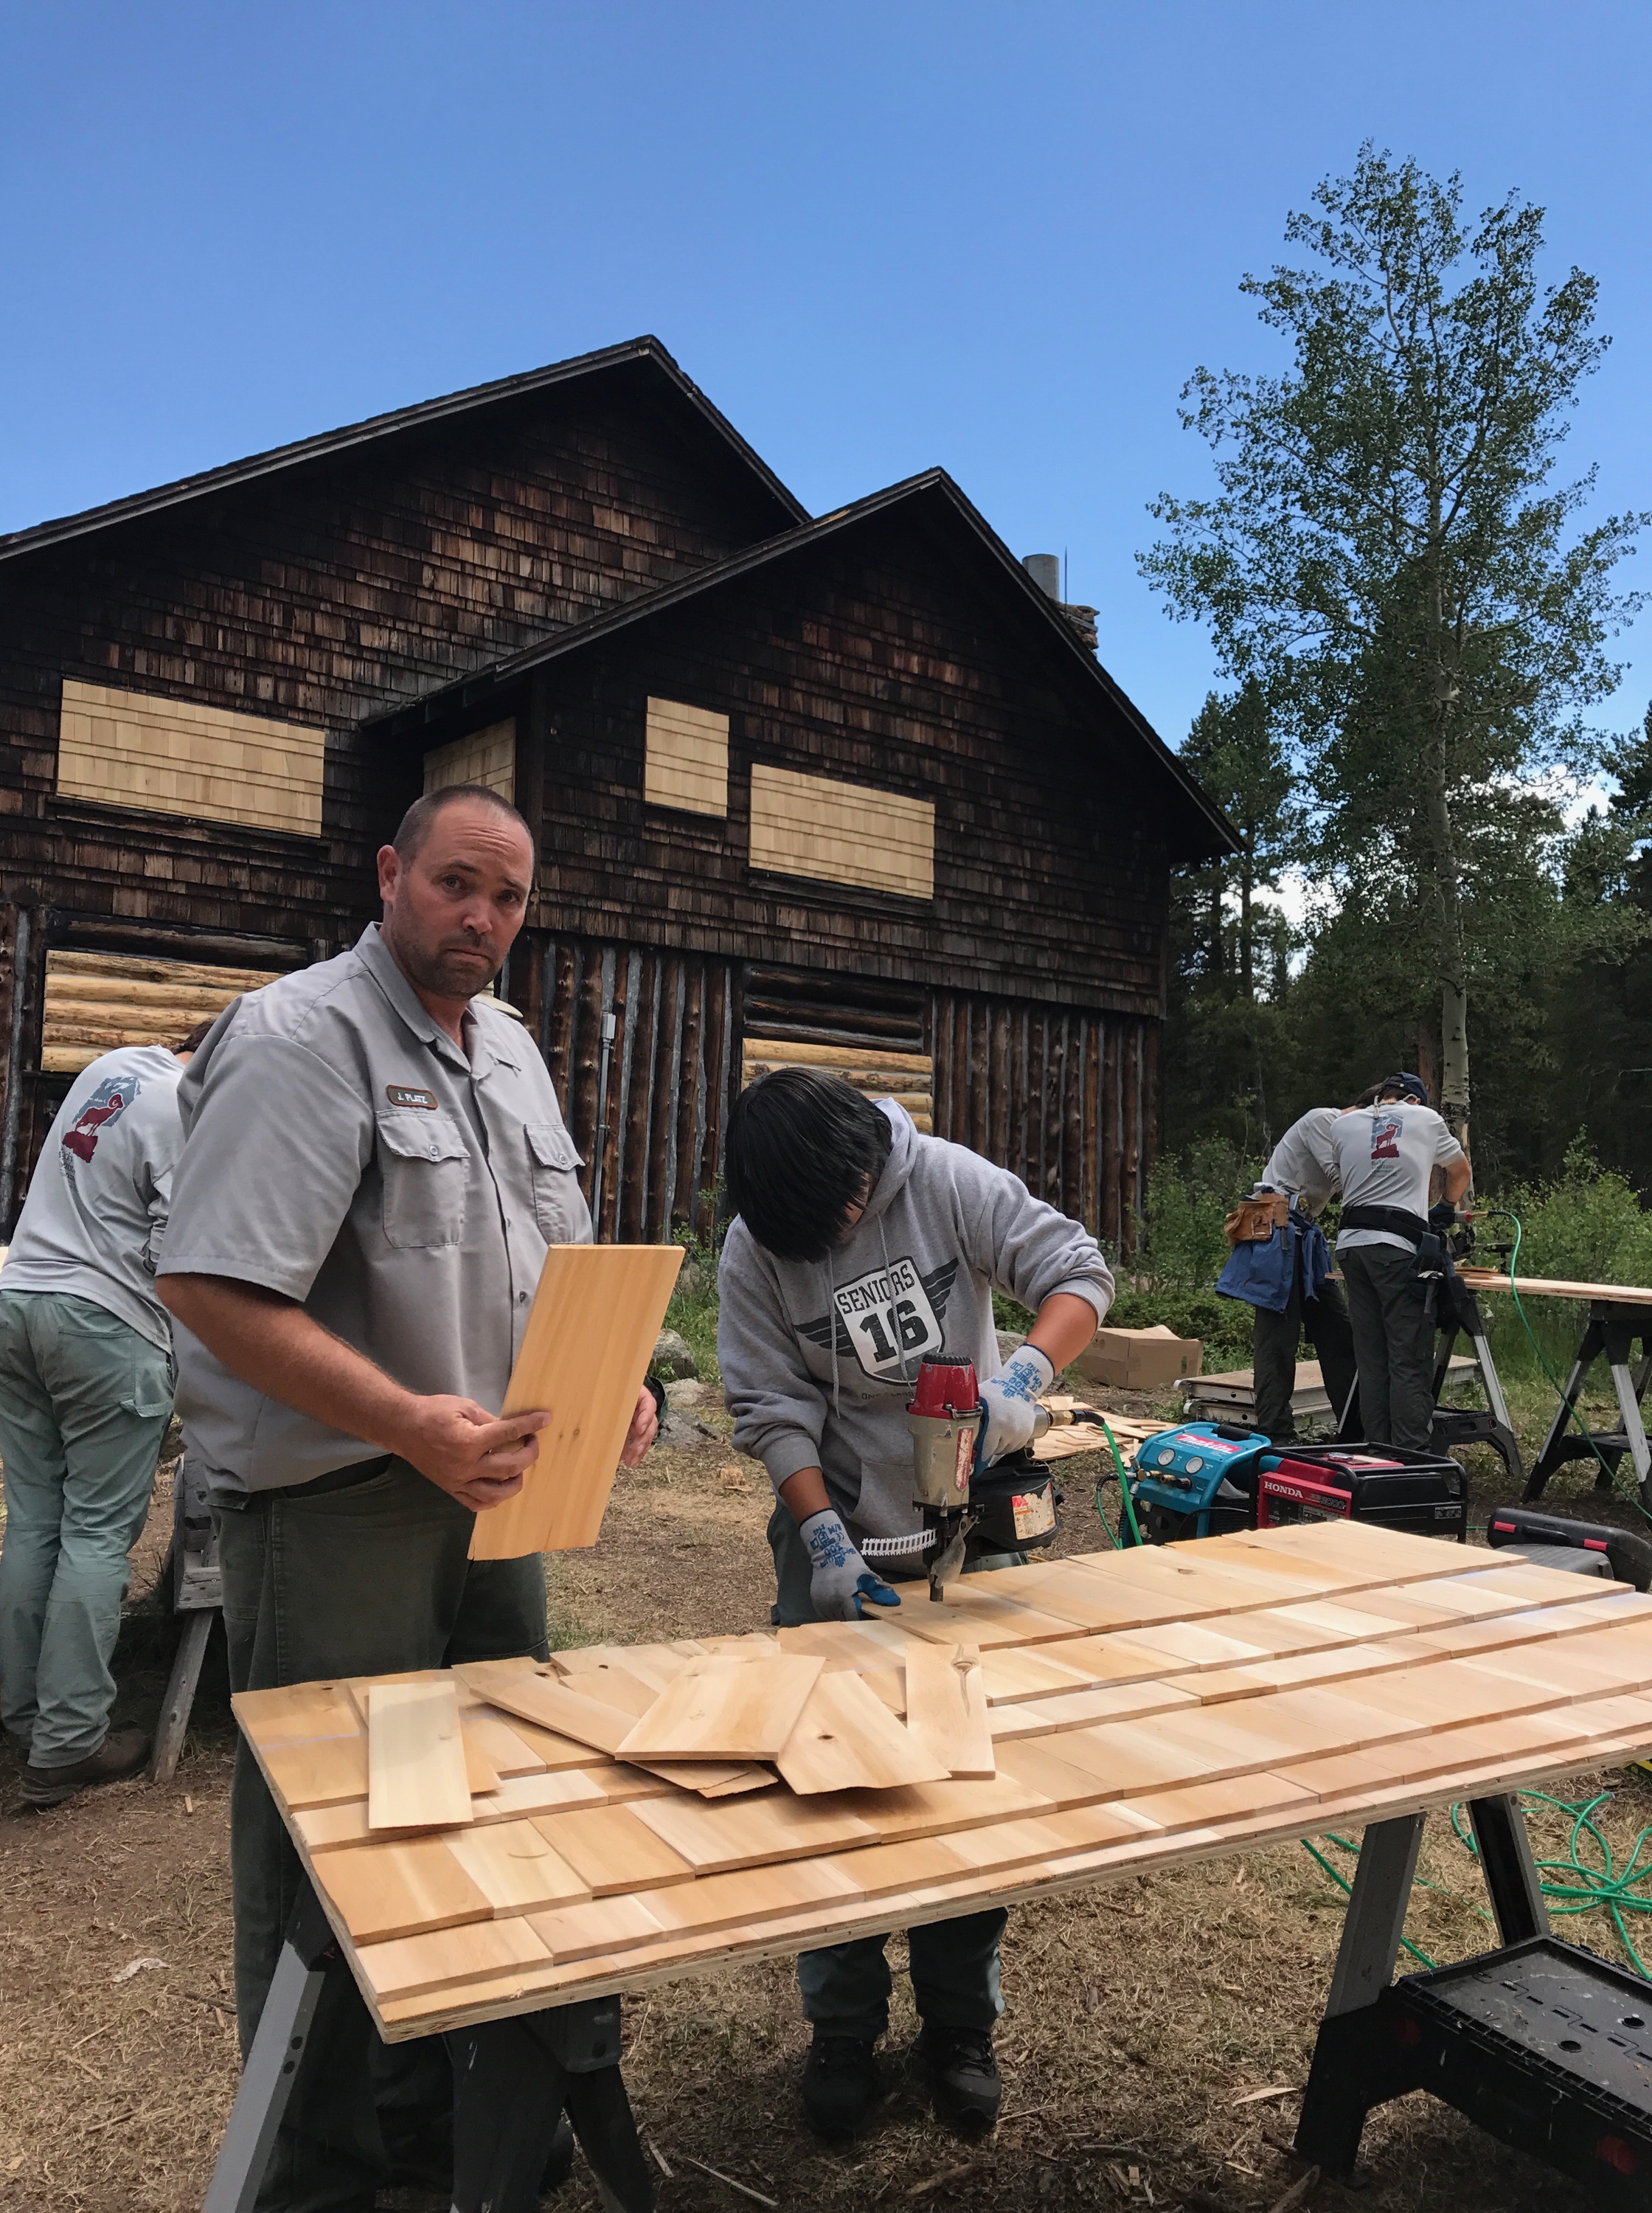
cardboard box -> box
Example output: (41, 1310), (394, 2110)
(1075, 1324), (1203, 1391)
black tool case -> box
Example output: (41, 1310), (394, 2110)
(1263, 1441), (1468, 1541)
(1365, 1938), (1652, 2206)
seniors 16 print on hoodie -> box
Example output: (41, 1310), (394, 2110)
(718, 1101), (1115, 1547)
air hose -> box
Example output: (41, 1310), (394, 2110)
(1300, 1787), (1652, 1979)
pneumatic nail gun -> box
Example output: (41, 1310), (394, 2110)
(903, 1356), (1103, 1599)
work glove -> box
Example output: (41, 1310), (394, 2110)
(797, 1508), (900, 1621)
(976, 1343), (1056, 1469)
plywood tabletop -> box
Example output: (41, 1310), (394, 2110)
(232, 1523), (1652, 2042)
(1455, 1268), (1652, 1306)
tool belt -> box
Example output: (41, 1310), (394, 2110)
(1340, 1204), (1448, 1281)
(1225, 1192), (1290, 1246)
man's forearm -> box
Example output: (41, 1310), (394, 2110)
(159, 1275), (422, 1456)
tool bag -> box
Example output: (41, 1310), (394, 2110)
(1225, 1192), (1289, 1244)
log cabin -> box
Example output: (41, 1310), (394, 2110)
(0, 336), (1232, 1246)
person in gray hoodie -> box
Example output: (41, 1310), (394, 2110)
(718, 1069), (1114, 2143)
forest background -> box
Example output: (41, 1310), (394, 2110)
(1127, 146), (1652, 1369)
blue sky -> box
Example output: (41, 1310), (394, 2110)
(3, 1), (1648, 749)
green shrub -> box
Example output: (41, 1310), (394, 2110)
(1107, 1286), (1255, 1365)
(1134, 1143), (1263, 1290)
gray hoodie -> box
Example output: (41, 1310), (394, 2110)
(718, 1102), (1115, 1543)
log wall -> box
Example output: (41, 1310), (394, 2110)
(520, 934), (1153, 1251)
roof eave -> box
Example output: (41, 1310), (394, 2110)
(0, 336), (808, 564)
(372, 470), (1240, 862)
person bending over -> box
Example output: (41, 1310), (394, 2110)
(718, 1069), (1113, 2144)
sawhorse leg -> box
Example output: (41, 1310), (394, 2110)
(201, 1888), (654, 2213)
(1525, 1319), (1606, 1500)
(150, 1608), (215, 1785)
(449, 1999), (656, 2213)
(1606, 1327), (1652, 1504)
(202, 1885), (338, 2213)
(1296, 1798), (1547, 2177)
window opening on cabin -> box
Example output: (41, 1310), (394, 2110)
(423, 719), (516, 802)
(56, 679), (325, 838)
(748, 764), (934, 900)
(645, 697), (729, 817)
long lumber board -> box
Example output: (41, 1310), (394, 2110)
(231, 1521), (1652, 2040)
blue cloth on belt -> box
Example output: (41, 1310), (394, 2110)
(1217, 1206), (1333, 1313)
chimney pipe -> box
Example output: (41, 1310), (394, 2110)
(1022, 553), (1061, 599)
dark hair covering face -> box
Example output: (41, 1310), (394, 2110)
(723, 1068), (895, 1261)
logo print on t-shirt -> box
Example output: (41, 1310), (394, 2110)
(62, 1076), (137, 1164)
(1371, 1115), (1402, 1161)
(798, 1259), (959, 1380)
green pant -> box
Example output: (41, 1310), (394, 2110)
(1340, 1242), (1439, 1452)
(215, 1456), (550, 2213)
(0, 1289), (173, 1767)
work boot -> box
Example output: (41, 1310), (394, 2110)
(917, 2023), (1002, 2134)
(800, 2031), (882, 2141)
(18, 1725), (150, 1809)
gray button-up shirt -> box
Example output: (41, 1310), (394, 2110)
(159, 924), (589, 1494)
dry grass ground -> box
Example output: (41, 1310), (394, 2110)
(1, 1379), (1647, 2212)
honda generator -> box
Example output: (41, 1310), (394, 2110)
(1256, 1441), (1468, 1542)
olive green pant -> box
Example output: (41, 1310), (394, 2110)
(0, 1289), (173, 1766)
(215, 1457), (549, 2213)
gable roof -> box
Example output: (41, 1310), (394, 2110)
(0, 336), (807, 564)
(374, 466), (1238, 862)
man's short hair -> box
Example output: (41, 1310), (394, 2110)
(724, 1068), (895, 1261)
(392, 783), (533, 862)
(174, 1017), (218, 1053)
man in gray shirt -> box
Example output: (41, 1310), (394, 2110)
(159, 786), (656, 2212)
(0, 1024), (206, 1806)
(1331, 1073), (1471, 1450)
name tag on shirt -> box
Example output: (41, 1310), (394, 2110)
(385, 1084), (439, 1110)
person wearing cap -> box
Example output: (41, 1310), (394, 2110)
(1330, 1073), (1471, 1450)
(718, 1068), (1114, 2146)
(156, 785), (658, 2212)
(0, 1019), (212, 1807)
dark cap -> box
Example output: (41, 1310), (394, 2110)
(1378, 1072), (1429, 1105)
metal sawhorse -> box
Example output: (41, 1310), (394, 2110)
(1429, 1272), (1523, 1487)
(1296, 1795), (1652, 2204)
(201, 1883), (656, 2213)
(1523, 1297), (1652, 1509)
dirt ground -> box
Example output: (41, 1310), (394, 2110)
(1, 1386), (1647, 2212)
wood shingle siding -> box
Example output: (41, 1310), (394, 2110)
(0, 340), (1230, 1236)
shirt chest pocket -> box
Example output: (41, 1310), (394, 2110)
(526, 1121), (586, 1241)
(376, 1109), (470, 1250)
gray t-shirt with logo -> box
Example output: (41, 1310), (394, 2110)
(1, 1044), (185, 1348)
(1260, 1107), (1343, 1216)
(1332, 1101), (1465, 1256)
(159, 924), (590, 1494)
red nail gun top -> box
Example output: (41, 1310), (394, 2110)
(909, 1359), (979, 1416)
